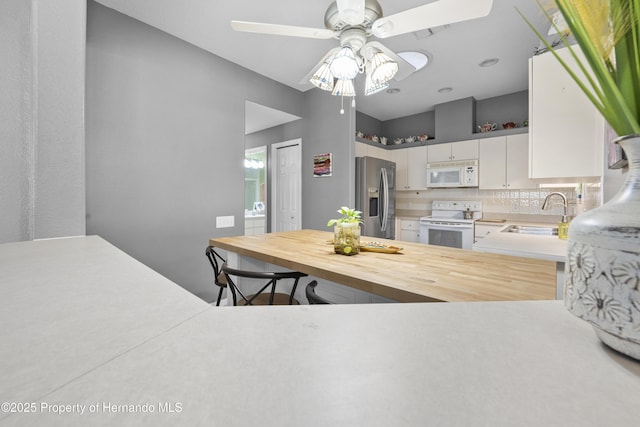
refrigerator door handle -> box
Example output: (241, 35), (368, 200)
(380, 168), (389, 232)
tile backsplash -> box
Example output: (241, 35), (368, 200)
(396, 183), (601, 222)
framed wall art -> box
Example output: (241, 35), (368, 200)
(313, 153), (332, 177)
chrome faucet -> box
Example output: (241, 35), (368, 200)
(542, 192), (568, 222)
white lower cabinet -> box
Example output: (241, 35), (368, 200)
(474, 222), (504, 242)
(244, 216), (265, 235)
(479, 134), (536, 190)
(397, 218), (420, 243)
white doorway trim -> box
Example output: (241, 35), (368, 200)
(271, 139), (302, 232)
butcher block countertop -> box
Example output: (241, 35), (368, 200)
(209, 229), (556, 303)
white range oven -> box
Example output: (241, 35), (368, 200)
(419, 201), (482, 250)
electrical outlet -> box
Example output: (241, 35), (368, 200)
(216, 216), (235, 228)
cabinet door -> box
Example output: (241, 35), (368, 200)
(474, 223), (504, 241)
(427, 143), (452, 162)
(406, 146), (428, 189)
(506, 134), (537, 189)
(451, 139), (479, 160)
(389, 149), (409, 190)
(398, 229), (420, 243)
(529, 46), (603, 178)
(355, 141), (368, 158)
(479, 136), (507, 190)
(367, 144), (390, 161)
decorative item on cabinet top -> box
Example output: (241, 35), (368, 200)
(356, 131), (431, 146)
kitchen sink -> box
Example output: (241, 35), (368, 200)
(502, 225), (558, 236)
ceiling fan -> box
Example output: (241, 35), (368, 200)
(231, 0), (493, 105)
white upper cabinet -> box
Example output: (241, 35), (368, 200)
(428, 140), (478, 162)
(529, 46), (604, 178)
(355, 141), (368, 158)
(390, 146), (428, 190)
(479, 134), (536, 190)
(355, 141), (390, 161)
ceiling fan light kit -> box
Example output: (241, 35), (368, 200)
(309, 61), (335, 91)
(231, 0), (494, 112)
(364, 71), (389, 96)
(369, 51), (398, 84)
(328, 46), (361, 80)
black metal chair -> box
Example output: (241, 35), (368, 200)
(221, 262), (307, 306)
(305, 281), (333, 304)
(205, 246), (227, 306)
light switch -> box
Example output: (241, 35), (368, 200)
(216, 216), (235, 228)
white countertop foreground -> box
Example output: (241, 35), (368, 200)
(1, 236), (639, 426)
(473, 223), (568, 262)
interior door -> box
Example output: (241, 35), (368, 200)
(271, 139), (302, 232)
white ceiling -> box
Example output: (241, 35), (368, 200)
(245, 101), (301, 135)
(94, 0), (552, 127)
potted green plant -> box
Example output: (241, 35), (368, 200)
(327, 206), (363, 256)
(521, 0), (640, 360)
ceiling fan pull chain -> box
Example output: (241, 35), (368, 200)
(340, 95), (345, 115)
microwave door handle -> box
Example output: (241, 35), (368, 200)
(380, 168), (389, 232)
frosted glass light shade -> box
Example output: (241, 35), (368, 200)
(364, 71), (389, 96)
(370, 52), (398, 84)
(329, 47), (359, 80)
(332, 79), (356, 97)
(309, 61), (334, 92)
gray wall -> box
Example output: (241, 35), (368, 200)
(86, 1), (306, 301)
(302, 90), (356, 231)
(476, 90), (529, 129)
(383, 111), (435, 141)
(354, 91), (529, 144)
(1, 0), (86, 243)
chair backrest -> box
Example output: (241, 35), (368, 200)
(205, 246), (227, 287)
(305, 281), (332, 304)
(221, 262), (307, 306)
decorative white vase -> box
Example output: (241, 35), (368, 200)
(333, 223), (361, 256)
(564, 134), (640, 360)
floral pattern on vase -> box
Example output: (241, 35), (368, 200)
(564, 134), (640, 360)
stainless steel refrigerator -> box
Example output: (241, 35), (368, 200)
(355, 156), (396, 239)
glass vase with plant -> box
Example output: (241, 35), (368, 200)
(521, 0), (640, 359)
(327, 206), (363, 256)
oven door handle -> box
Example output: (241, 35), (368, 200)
(420, 222), (473, 229)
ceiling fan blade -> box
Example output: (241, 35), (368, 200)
(299, 47), (341, 85)
(362, 41), (415, 81)
(231, 20), (336, 39)
(371, 0), (493, 39)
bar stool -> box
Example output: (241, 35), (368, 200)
(305, 281), (333, 304)
(205, 246), (227, 306)
(221, 263), (307, 306)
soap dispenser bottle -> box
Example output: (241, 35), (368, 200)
(558, 214), (569, 240)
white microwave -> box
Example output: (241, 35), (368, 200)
(426, 159), (478, 188)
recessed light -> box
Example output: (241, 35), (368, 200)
(479, 58), (499, 67)
(438, 87), (453, 93)
(386, 88), (400, 94)
(397, 51), (430, 71)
